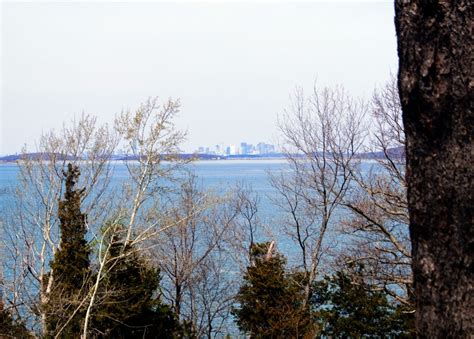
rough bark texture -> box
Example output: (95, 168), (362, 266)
(395, 1), (473, 337)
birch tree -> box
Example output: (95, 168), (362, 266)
(1, 97), (188, 337)
(2, 114), (118, 333)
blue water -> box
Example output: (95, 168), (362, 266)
(0, 163), (18, 191)
(0, 159), (383, 335)
(0, 159), (377, 236)
(0, 159), (288, 212)
(0, 159), (369, 267)
(0, 159), (382, 265)
(0, 159), (290, 331)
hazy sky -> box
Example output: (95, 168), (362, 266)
(1, 1), (397, 155)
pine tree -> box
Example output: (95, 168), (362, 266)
(232, 242), (311, 338)
(312, 266), (415, 338)
(91, 224), (182, 338)
(0, 300), (31, 338)
(46, 163), (91, 337)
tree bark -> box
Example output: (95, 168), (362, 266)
(395, 1), (473, 337)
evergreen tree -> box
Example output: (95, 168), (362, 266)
(312, 267), (415, 338)
(91, 224), (182, 338)
(0, 301), (31, 338)
(232, 242), (311, 338)
(46, 163), (91, 337)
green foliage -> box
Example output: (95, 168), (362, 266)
(43, 164), (182, 338)
(46, 163), (91, 337)
(0, 304), (31, 338)
(312, 267), (415, 338)
(91, 224), (182, 338)
(232, 242), (311, 338)
(53, 164), (90, 290)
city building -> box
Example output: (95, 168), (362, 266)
(195, 141), (276, 156)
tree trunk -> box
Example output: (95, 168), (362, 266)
(395, 1), (473, 337)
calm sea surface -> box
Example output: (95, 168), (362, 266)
(0, 159), (379, 334)
(0, 159), (376, 229)
(0, 159), (289, 219)
(1, 159), (376, 260)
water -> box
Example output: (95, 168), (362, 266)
(0, 159), (289, 333)
(1, 159), (378, 268)
(0, 159), (378, 241)
(0, 159), (388, 335)
(0, 159), (288, 215)
(0, 163), (18, 192)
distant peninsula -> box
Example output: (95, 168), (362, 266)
(0, 147), (404, 163)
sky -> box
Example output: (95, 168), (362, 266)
(1, 1), (398, 155)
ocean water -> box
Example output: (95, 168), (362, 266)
(0, 159), (383, 334)
(0, 159), (373, 264)
(0, 159), (288, 213)
(0, 160), (290, 253)
(0, 159), (377, 236)
(0, 163), (18, 192)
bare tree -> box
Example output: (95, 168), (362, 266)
(227, 183), (264, 266)
(1, 114), (119, 334)
(342, 76), (413, 308)
(271, 84), (366, 307)
(149, 174), (240, 337)
(114, 97), (188, 243)
(81, 97), (188, 338)
(187, 250), (236, 338)
(1, 97), (189, 337)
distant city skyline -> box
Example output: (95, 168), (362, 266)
(1, 2), (397, 155)
(195, 141), (277, 155)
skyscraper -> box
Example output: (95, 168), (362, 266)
(240, 142), (248, 155)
